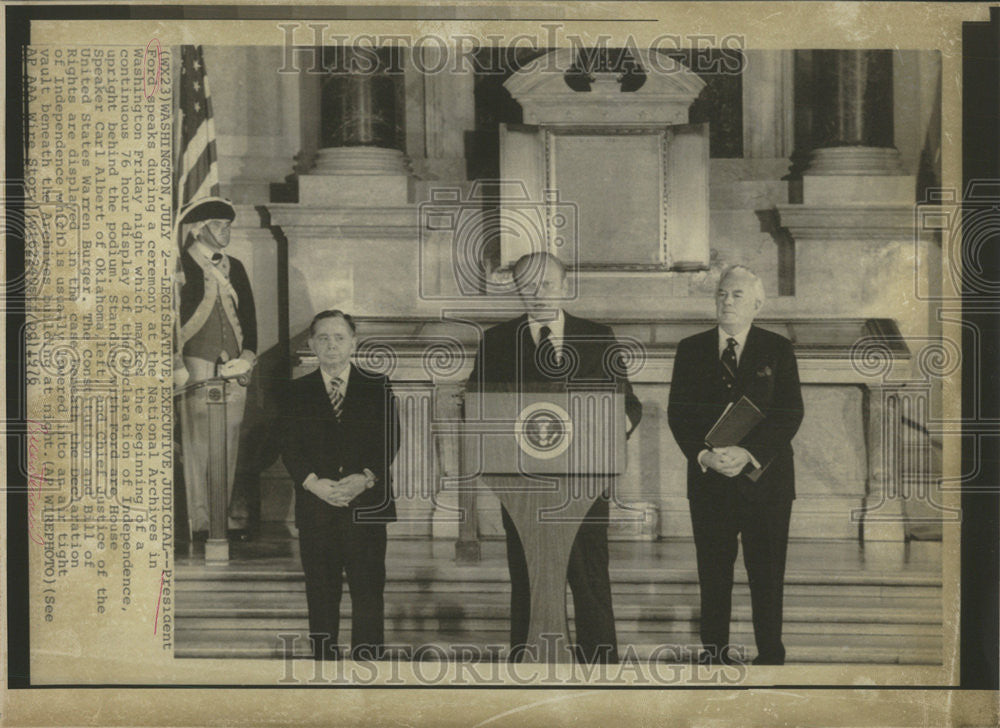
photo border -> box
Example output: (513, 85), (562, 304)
(2, 1), (997, 723)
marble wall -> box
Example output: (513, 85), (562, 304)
(460, 382), (868, 542)
(202, 47), (300, 203)
(195, 47), (942, 543)
(200, 47), (941, 339)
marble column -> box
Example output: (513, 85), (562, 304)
(741, 50), (794, 161)
(419, 48), (476, 182)
(318, 47), (403, 150)
(802, 50), (914, 205)
(299, 46), (411, 206)
(391, 382), (437, 537)
(811, 50), (893, 151)
(859, 385), (907, 565)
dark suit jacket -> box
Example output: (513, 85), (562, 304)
(180, 250), (257, 354)
(281, 364), (400, 528)
(667, 325), (803, 502)
(467, 312), (642, 435)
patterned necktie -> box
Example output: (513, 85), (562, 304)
(721, 337), (738, 387)
(328, 376), (344, 419)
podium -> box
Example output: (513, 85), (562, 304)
(464, 387), (626, 662)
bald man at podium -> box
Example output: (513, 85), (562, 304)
(467, 252), (642, 664)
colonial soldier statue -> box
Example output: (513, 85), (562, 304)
(175, 197), (257, 541)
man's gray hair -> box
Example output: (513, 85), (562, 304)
(719, 264), (766, 305)
(512, 251), (567, 284)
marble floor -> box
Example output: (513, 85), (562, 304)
(176, 526), (943, 576)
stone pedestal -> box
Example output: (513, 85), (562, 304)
(803, 173), (915, 206)
(776, 204), (936, 339)
(266, 203), (433, 337)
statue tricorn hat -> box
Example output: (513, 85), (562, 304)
(177, 196), (236, 227)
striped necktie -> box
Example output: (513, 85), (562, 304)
(328, 376), (344, 419)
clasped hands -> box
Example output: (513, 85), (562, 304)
(700, 446), (753, 478)
(305, 473), (369, 508)
(218, 357), (253, 378)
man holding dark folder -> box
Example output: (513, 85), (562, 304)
(667, 265), (803, 665)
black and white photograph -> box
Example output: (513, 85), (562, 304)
(170, 38), (947, 669)
(4, 3), (998, 727)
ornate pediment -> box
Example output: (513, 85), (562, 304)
(504, 49), (706, 126)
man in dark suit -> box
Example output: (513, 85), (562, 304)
(467, 252), (642, 664)
(667, 265), (803, 666)
(175, 197), (257, 541)
(281, 310), (400, 661)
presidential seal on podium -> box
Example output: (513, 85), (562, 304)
(515, 401), (573, 459)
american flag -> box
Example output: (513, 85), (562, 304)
(175, 45), (220, 210)
(172, 45), (220, 380)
